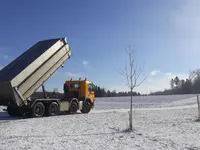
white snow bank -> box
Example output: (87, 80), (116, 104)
(0, 107), (200, 150)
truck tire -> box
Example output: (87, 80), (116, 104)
(32, 102), (45, 117)
(7, 106), (24, 117)
(48, 102), (59, 116)
(69, 100), (78, 114)
(81, 101), (91, 114)
(7, 106), (18, 117)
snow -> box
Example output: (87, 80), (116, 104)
(94, 94), (197, 109)
(0, 95), (200, 150)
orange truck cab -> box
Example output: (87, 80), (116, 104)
(63, 79), (95, 113)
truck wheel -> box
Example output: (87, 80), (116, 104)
(48, 102), (59, 116)
(81, 101), (91, 114)
(7, 106), (18, 117)
(7, 106), (24, 117)
(69, 100), (78, 114)
(32, 102), (45, 117)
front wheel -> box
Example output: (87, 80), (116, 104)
(81, 101), (91, 114)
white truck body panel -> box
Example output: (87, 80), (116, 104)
(0, 37), (72, 106)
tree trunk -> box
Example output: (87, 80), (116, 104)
(129, 88), (133, 130)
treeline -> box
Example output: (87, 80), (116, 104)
(93, 85), (141, 97)
(150, 69), (200, 95)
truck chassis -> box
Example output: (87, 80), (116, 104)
(7, 97), (93, 118)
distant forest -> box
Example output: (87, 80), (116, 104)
(150, 69), (200, 95)
(91, 85), (141, 97)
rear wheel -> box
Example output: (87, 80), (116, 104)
(7, 106), (18, 117)
(48, 102), (59, 116)
(32, 102), (45, 117)
(7, 105), (24, 117)
(81, 101), (91, 114)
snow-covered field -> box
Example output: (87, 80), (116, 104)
(93, 94), (197, 109)
(0, 94), (200, 150)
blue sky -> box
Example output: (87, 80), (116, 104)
(0, 0), (200, 94)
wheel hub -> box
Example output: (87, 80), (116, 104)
(51, 107), (55, 113)
(36, 107), (40, 114)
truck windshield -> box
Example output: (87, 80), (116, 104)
(88, 84), (95, 91)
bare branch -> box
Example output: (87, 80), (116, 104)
(129, 45), (134, 55)
(117, 68), (126, 76)
(135, 72), (151, 87)
(136, 64), (145, 81)
(125, 64), (131, 88)
(118, 61), (132, 89)
(120, 79), (131, 89)
(131, 54), (135, 66)
(126, 45), (134, 56)
(134, 62), (138, 76)
(189, 69), (200, 81)
(119, 45), (149, 91)
(189, 72), (195, 81)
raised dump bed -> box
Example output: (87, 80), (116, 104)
(0, 37), (71, 107)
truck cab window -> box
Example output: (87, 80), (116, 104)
(63, 84), (69, 93)
(88, 84), (94, 91)
(70, 83), (79, 89)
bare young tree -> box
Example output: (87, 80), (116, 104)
(189, 69), (200, 82)
(118, 46), (150, 131)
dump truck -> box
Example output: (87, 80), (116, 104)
(0, 37), (95, 117)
